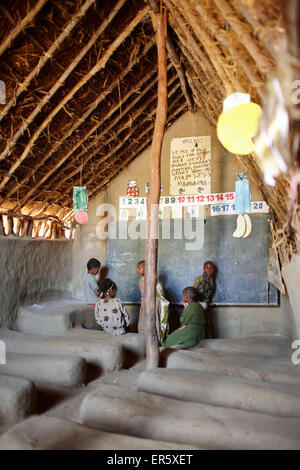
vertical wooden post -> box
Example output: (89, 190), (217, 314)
(0, 215), (5, 236)
(27, 219), (34, 237)
(144, 7), (168, 369)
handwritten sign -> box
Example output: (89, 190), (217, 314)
(170, 136), (211, 195)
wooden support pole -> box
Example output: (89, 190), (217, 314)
(27, 220), (34, 238)
(144, 7), (168, 369)
(7, 216), (14, 236)
(148, 0), (194, 111)
(0, 215), (5, 236)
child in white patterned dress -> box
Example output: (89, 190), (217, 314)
(94, 278), (130, 335)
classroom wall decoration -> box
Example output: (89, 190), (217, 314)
(170, 136), (211, 195)
(127, 180), (139, 197)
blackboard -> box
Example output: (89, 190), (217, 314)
(105, 215), (278, 305)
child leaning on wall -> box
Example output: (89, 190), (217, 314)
(83, 258), (101, 305)
(137, 260), (169, 344)
(193, 261), (216, 338)
(94, 278), (130, 335)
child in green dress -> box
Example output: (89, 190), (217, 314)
(161, 287), (205, 348)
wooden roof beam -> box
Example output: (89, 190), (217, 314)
(59, 94), (186, 206)
(0, 0), (130, 163)
(213, 0), (274, 75)
(88, 101), (187, 201)
(48, 78), (181, 204)
(1, 39), (156, 204)
(45, 72), (178, 199)
(0, 4), (148, 194)
(192, 0), (265, 99)
(0, 0), (96, 124)
(170, 0), (236, 95)
(8, 7), (148, 206)
(0, 0), (48, 58)
(164, 0), (225, 99)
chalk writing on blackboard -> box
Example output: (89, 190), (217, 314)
(170, 136), (211, 195)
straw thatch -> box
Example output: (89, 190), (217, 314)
(0, 0), (297, 248)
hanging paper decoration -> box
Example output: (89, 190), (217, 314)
(74, 210), (88, 225)
(235, 172), (251, 214)
(73, 186), (88, 212)
(127, 180), (139, 197)
(217, 93), (262, 155)
(233, 172), (252, 238)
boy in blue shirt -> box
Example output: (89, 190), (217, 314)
(83, 258), (101, 305)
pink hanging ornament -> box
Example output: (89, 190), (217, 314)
(75, 210), (88, 224)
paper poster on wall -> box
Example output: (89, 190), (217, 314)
(170, 136), (211, 195)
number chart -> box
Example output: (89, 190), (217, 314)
(120, 192), (235, 209)
(210, 201), (269, 216)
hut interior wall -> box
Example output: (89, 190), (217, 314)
(0, 237), (72, 327)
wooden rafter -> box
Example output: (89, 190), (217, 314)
(0, 0), (129, 164)
(46, 70), (177, 199)
(213, 0), (274, 75)
(58, 94), (186, 207)
(0, 0), (96, 123)
(1, 39), (156, 204)
(89, 101), (187, 201)
(0, 4), (148, 194)
(46, 81), (182, 207)
(0, 0), (48, 58)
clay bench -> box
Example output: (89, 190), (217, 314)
(80, 383), (300, 450)
(0, 415), (198, 450)
(67, 328), (145, 367)
(161, 347), (300, 385)
(0, 328), (123, 375)
(16, 301), (145, 367)
(198, 334), (292, 358)
(0, 352), (86, 390)
(137, 368), (300, 418)
(0, 375), (35, 424)
(16, 301), (96, 335)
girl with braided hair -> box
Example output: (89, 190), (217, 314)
(94, 278), (130, 335)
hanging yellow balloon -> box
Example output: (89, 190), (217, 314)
(217, 93), (262, 155)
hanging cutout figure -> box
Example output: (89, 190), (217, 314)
(73, 186), (88, 225)
(233, 172), (252, 238)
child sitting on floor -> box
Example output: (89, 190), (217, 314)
(161, 287), (205, 348)
(94, 278), (130, 335)
(192, 261), (216, 308)
(193, 261), (216, 338)
(137, 259), (169, 344)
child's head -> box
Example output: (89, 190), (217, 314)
(203, 261), (215, 277)
(99, 278), (117, 298)
(137, 260), (145, 276)
(182, 286), (199, 304)
(87, 258), (101, 275)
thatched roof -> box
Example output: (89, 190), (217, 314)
(0, 0), (291, 231)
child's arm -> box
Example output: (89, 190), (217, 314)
(119, 301), (130, 326)
(94, 303), (103, 328)
(89, 275), (100, 297)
